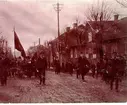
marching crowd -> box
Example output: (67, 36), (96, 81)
(0, 51), (126, 92)
(52, 52), (126, 92)
(0, 52), (47, 85)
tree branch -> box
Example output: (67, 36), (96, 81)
(116, 0), (127, 8)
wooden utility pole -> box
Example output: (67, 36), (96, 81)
(6, 41), (8, 56)
(13, 27), (16, 59)
(53, 2), (63, 65)
(39, 38), (40, 45)
(34, 42), (36, 47)
(53, 2), (63, 51)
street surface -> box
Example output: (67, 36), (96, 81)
(0, 71), (127, 103)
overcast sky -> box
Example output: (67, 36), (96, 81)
(0, 0), (127, 52)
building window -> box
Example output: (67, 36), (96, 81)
(85, 54), (89, 58)
(88, 48), (92, 54)
(70, 50), (73, 58)
(88, 32), (92, 42)
(103, 45), (106, 54)
(111, 43), (117, 53)
(93, 54), (96, 59)
(75, 49), (78, 58)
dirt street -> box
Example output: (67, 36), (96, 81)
(0, 71), (127, 103)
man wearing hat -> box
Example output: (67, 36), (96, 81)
(36, 51), (47, 85)
(78, 52), (90, 81)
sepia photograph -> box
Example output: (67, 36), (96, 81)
(0, 0), (126, 103)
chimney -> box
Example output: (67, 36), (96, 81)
(66, 27), (70, 32)
(73, 23), (77, 29)
(114, 14), (119, 21)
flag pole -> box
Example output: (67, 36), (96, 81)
(6, 41), (8, 56)
(13, 26), (16, 59)
(13, 26), (26, 59)
(14, 49), (16, 59)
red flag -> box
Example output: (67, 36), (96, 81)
(14, 31), (26, 58)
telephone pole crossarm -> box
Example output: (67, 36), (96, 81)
(53, 2), (63, 58)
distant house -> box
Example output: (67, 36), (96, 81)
(49, 15), (127, 65)
(49, 23), (89, 64)
(85, 14), (127, 61)
(101, 16), (127, 57)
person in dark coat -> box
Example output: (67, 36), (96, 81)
(54, 57), (60, 74)
(76, 63), (80, 79)
(119, 56), (126, 77)
(66, 60), (73, 76)
(0, 57), (4, 85)
(0, 57), (10, 86)
(31, 56), (38, 77)
(1, 69), (8, 86)
(9, 59), (17, 78)
(91, 63), (96, 78)
(62, 63), (65, 73)
(109, 53), (121, 92)
(23, 56), (32, 78)
(102, 58), (112, 84)
(36, 52), (47, 85)
(96, 58), (105, 79)
(78, 53), (90, 81)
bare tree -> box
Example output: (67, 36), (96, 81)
(27, 46), (37, 57)
(86, 0), (112, 23)
(116, 0), (127, 8)
(0, 36), (13, 58)
(85, 0), (114, 59)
